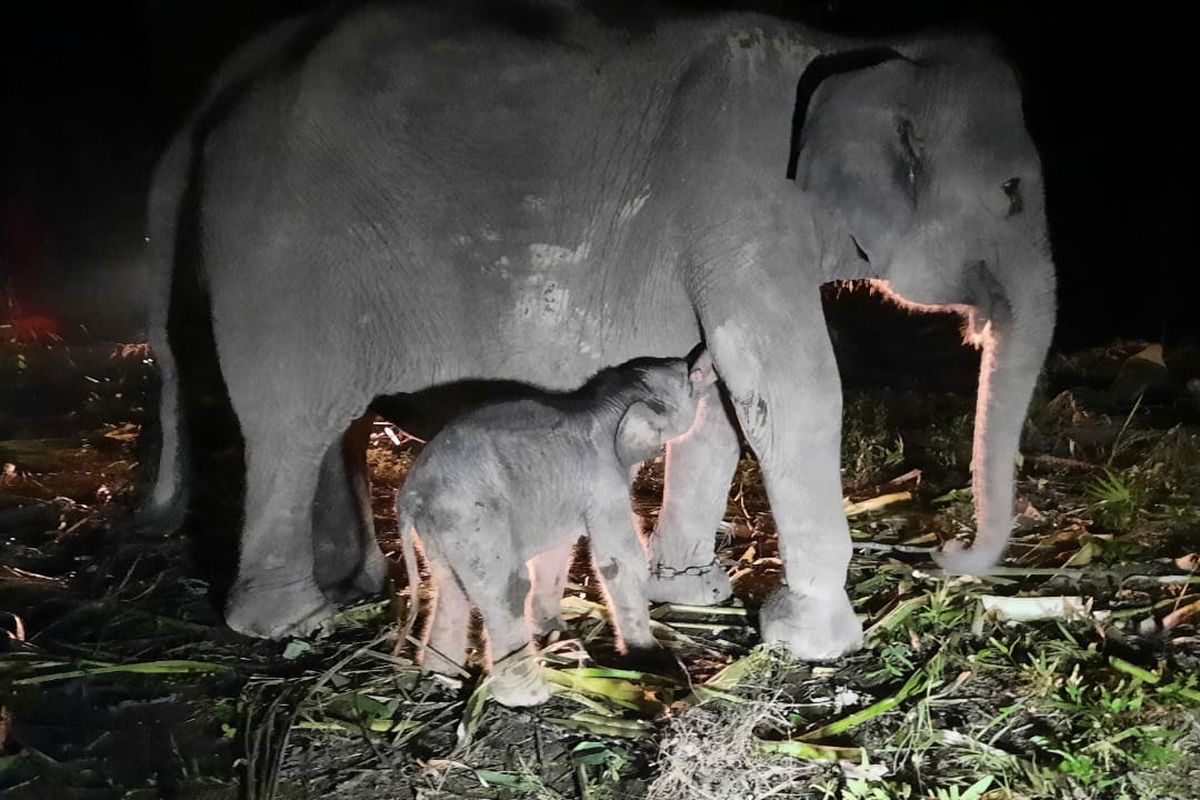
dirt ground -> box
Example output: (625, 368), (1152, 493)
(3, 329), (1200, 800)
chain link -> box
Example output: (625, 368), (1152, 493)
(651, 557), (739, 579)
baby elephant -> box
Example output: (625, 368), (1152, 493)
(396, 351), (716, 707)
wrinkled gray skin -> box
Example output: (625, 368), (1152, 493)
(142, 3), (1055, 659)
(395, 353), (715, 707)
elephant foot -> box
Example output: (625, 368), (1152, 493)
(647, 566), (732, 605)
(489, 647), (551, 708)
(225, 578), (335, 639)
(128, 497), (187, 540)
(320, 547), (390, 604)
(759, 585), (862, 662)
(931, 538), (1006, 575)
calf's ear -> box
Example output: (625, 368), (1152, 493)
(688, 349), (717, 392)
(615, 401), (666, 466)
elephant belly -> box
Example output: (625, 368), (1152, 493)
(469, 257), (694, 390)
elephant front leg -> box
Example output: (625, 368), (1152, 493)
(648, 382), (740, 605)
(586, 503), (656, 653)
(587, 502), (686, 679)
(704, 299), (862, 661)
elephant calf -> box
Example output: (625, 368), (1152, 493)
(396, 352), (716, 707)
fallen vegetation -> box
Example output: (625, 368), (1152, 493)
(2, 333), (1199, 799)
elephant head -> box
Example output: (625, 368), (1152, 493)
(793, 42), (1057, 572)
(615, 350), (718, 468)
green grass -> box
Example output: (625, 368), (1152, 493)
(843, 395), (909, 487)
(5, 339), (1200, 799)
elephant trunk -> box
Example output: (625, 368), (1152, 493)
(934, 259), (1055, 573)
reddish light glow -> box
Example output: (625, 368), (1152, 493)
(866, 279), (989, 348)
(2, 315), (62, 342)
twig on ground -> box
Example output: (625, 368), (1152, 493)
(844, 491), (912, 517)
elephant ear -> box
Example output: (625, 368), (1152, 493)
(789, 49), (919, 267)
(615, 400), (667, 467)
(687, 349), (718, 396)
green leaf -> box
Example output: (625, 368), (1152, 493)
(572, 741), (627, 768)
(801, 667), (928, 741)
(701, 648), (771, 691)
(1109, 656), (1159, 684)
(757, 739), (863, 761)
(959, 775), (995, 800)
(0, 754), (37, 780)
(544, 713), (655, 739)
(543, 669), (667, 713)
(293, 719), (422, 734)
(13, 659), (230, 685)
(475, 769), (543, 791)
(456, 682), (492, 747)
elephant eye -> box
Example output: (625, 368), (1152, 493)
(1002, 177), (1023, 217)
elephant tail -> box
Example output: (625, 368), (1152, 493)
(395, 495), (422, 658)
(133, 132), (194, 537)
(133, 11), (339, 537)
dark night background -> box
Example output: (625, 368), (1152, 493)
(0, 1), (1191, 350)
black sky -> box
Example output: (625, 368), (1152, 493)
(0, 1), (1191, 347)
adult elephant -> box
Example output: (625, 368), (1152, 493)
(141, 2), (1055, 658)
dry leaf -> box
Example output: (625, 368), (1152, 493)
(1163, 598), (1200, 631)
(1175, 553), (1199, 572)
(887, 468), (922, 487)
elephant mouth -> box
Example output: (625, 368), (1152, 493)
(963, 261), (1013, 340)
(849, 234), (871, 263)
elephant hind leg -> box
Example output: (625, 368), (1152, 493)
(421, 555), (473, 677)
(444, 527), (549, 707)
(312, 414), (388, 602)
(225, 422), (338, 639)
